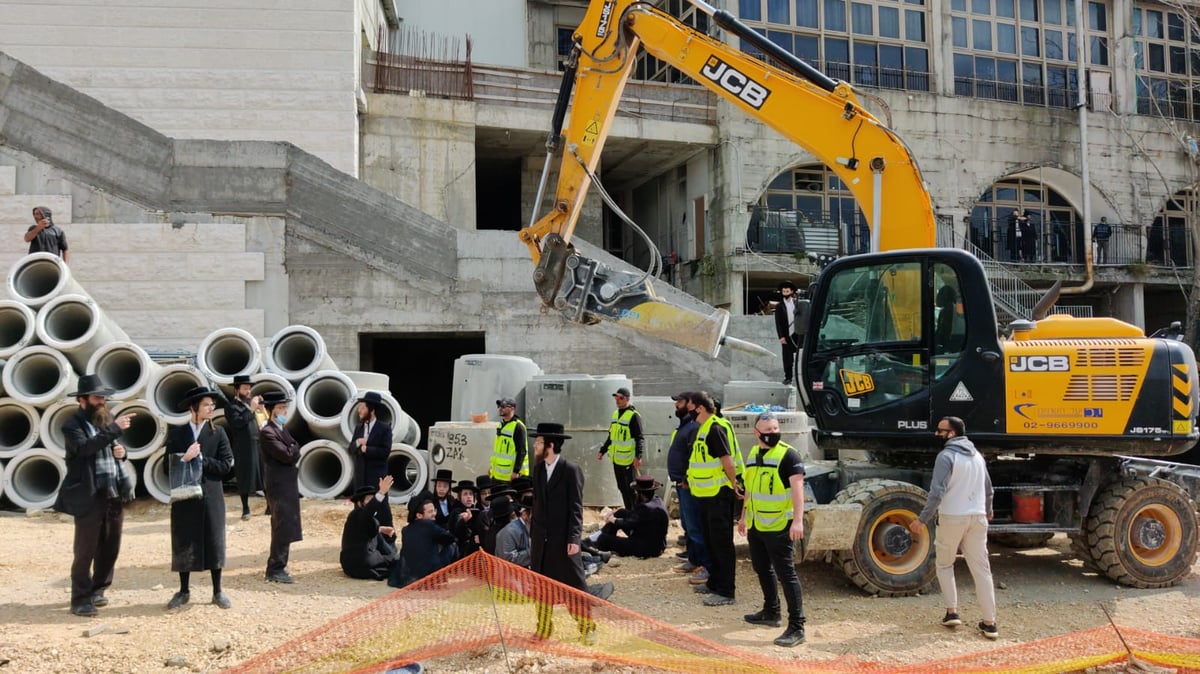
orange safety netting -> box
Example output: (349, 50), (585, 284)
(224, 551), (1200, 674)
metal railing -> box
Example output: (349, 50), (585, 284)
(953, 76), (1112, 111)
(966, 219), (1193, 269)
(939, 220), (1039, 323)
(745, 210), (866, 256)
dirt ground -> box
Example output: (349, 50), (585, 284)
(1, 495), (1199, 673)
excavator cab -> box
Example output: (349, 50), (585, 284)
(800, 249), (1004, 453)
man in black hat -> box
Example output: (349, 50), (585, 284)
(225, 374), (264, 520)
(774, 280), (801, 385)
(341, 475), (399, 580)
(530, 422), (596, 643)
(430, 468), (459, 529)
(166, 385), (235, 610)
(475, 474), (495, 508)
(258, 390), (302, 584)
(348, 390), (393, 527)
(491, 398), (529, 483)
(450, 479), (484, 557)
(597, 387), (645, 510)
(584, 475), (669, 559)
(493, 495), (532, 568)
(55, 374), (136, 617)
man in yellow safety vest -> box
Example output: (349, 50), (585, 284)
(596, 387), (644, 510)
(490, 398), (528, 483)
(686, 391), (743, 607)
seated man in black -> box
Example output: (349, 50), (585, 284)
(391, 497), (458, 588)
(583, 476), (669, 559)
(340, 476), (398, 580)
(450, 479), (486, 558)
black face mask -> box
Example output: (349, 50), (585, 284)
(759, 433), (782, 448)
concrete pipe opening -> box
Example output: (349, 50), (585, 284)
(340, 389), (402, 443)
(143, 448), (170, 504)
(297, 440), (353, 499)
(6, 252), (86, 309)
(0, 300), (38, 359)
(387, 444), (429, 505)
(197, 328), (262, 385)
(2, 346), (78, 408)
(37, 398), (79, 458)
(147, 364), (206, 425)
(88, 342), (158, 401)
(113, 399), (164, 460)
(264, 325), (336, 384)
(297, 370), (356, 438)
(247, 373), (297, 420)
(4, 448), (66, 510)
(0, 398), (40, 459)
(37, 294), (128, 371)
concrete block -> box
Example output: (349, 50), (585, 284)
(0, 222), (246, 253)
(109, 309), (264, 341)
(0, 195), (72, 223)
(0, 166), (14, 195)
(62, 252), (264, 282)
(86, 281), (246, 310)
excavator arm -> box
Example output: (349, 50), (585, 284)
(520, 0), (935, 357)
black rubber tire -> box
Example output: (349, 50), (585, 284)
(832, 479), (936, 597)
(989, 532), (1054, 549)
(1068, 532), (1100, 571)
(1085, 477), (1199, 588)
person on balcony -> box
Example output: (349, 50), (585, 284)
(1093, 217), (1112, 264)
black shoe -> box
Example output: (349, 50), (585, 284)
(596, 551), (612, 564)
(941, 611), (962, 627)
(266, 571), (296, 584)
(782, 378), (793, 386)
(91, 594), (109, 608)
(241, 512), (251, 521)
(71, 603), (98, 617)
(744, 610), (782, 627)
(676, 535), (687, 546)
(774, 626), (806, 647)
(978, 621), (999, 639)
(212, 592), (232, 609)
(675, 551), (689, 560)
(166, 591), (190, 610)
(588, 582), (614, 601)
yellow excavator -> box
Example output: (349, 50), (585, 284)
(521, 0), (1200, 595)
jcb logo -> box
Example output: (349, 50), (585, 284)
(595, 0), (616, 37)
(700, 57), (771, 109)
(839, 369), (875, 396)
(1009, 355), (1070, 372)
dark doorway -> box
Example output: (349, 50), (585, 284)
(475, 158), (522, 231)
(360, 332), (486, 449)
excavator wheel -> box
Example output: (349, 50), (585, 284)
(832, 479), (936, 597)
(989, 532), (1054, 549)
(1068, 532), (1101, 572)
(1085, 477), (1199, 588)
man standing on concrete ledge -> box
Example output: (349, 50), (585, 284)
(597, 387), (644, 510)
(25, 205), (69, 263)
(774, 280), (800, 385)
(349, 390), (393, 527)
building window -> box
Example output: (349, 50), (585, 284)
(632, 1), (708, 84)
(951, 0), (1110, 108)
(557, 27), (574, 72)
(1133, 4), (1200, 121)
(747, 163), (869, 255)
(736, 0), (931, 91)
(1147, 188), (1195, 266)
(967, 177), (1081, 263)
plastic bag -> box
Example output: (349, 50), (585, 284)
(168, 452), (204, 503)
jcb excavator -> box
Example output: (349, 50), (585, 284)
(521, 0), (1200, 595)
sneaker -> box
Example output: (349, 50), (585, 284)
(266, 571), (296, 584)
(688, 567), (710, 585)
(702, 594), (735, 607)
(583, 563), (601, 577)
(774, 626), (806, 647)
(672, 561), (697, 573)
(588, 582), (614, 601)
(70, 602), (98, 617)
(692, 584), (712, 594)
(978, 621), (999, 639)
(675, 551), (689, 560)
(941, 611), (962, 627)
(744, 610), (782, 627)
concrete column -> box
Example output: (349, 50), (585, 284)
(1113, 281), (1145, 330)
(1109, 0), (1135, 115)
(933, 0), (955, 97)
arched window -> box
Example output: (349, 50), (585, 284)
(968, 177), (1080, 263)
(748, 163), (867, 255)
(1148, 188), (1195, 266)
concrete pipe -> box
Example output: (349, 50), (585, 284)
(296, 370), (356, 443)
(0, 300), (38, 359)
(342, 370), (390, 392)
(0, 398), (39, 459)
(6, 252), (88, 309)
(36, 294), (131, 372)
(296, 439), (353, 500)
(387, 443), (429, 505)
(87, 342), (159, 401)
(37, 398), (78, 458)
(397, 413), (421, 447)
(340, 389), (402, 442)
(246, 372), (297, 420)
(147, 363), (206, 425)
(2, 346), (78, 409)
(112, 399), (165, 461)
(197, 327), (262, 386)
(263, 325), (337, 384)
(143, 447), (170, 504)
(3, 447), (66, 510)
(0, 459), (5, 502)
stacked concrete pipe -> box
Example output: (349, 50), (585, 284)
(386, 443), (429, 505)
(296, 439), (353, 499)
(6, 252), (88, 309)
(36, 294), (130, 372)
(2, 345), (78, 409)
(112, 399), (166, 461)
(0, 398), (39, 459)
(248, 372), (297, 420)
(3, 447), (66, 510)
(197, 327), (262, 386)
(263, 325), (337, 384)
(296, 369), (356, 443)
(37, 398), (77, 458)
(143, 447), (170, 504)
(87, 342), (159, 401)
(146, 363), (206, 425)
(0, 300), (38, 359)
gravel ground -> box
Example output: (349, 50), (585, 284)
(1, 495), (1198, 673)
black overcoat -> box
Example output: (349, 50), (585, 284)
(530, 456), (586, 590)
(55, 410), (130, 516)
(258, 420), (303, 545)
(340, 497), (397, 580)
(347, 420), (392, 492)
(167, 421), (234, 572)
(224, 397), (260, 496)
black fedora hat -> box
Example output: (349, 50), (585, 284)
(177, 385), (223, 412)
(261, 390), (292, 408)
(488, 495), (526, 520)
(511, 476), (533, 494)
(451, 479), (478, 495)
(531, 422), (572, 440)
(475, 475), (495, 491)
(69, 374), (115, 398)
(232, 374), (253, 386)
(351, 485), (378, 502)
(433, 468), (454, 484)
(489, 485), (517, 502)
(631, 475), (662, 493)
(778, 279), (798, 292)
(357, 390), (384, 405)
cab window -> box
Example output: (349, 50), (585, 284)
(932, 262), (966, 378)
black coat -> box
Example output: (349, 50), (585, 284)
(224, 397), (260, 496)
(340, 497), (397, 580)
(259, 420), (302, 545)
(774, 297), (797, 340)
(55, 409), (131, 516)
(399, 519), (456, 582)
(167, 421), (234, 572)
(530, 456), (586, 590)
(610, 497), (669, 558)
(348, 420), (392, 493)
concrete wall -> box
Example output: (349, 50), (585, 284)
(396, 0), (528, 68)
(0, 0), (359, 176)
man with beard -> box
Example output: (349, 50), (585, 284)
(225, 374), (263, 521)
(491, 398), (529, 483)
(257, 390), (302, 583)
(165, 386), (234, 610)
(348, 390), (393, 527)
(56, 374), (136, 616)
(667, 392), (709, 583)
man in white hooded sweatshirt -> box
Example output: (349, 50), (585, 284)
(909, 416), (998, 639)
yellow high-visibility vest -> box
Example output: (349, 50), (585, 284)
(744, 442), (797, 532)
(687, 416), (730, 497)
(606, 408), (638, 466)
(490, 418), (526, 481)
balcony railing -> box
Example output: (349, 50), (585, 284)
(965, 219), (1193, 269)
(745, 210), (868, 256)
(953, 76), (1112, 111)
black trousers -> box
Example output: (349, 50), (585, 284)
(613, 463), (636, 510)
(781, 335), (800, 381)
(71, 494), (125, 607)
(698, 487), (736, 598)
(594, 522), (649, 558)
(267, 536), (291, 575)
(748, 527), (806, 629)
